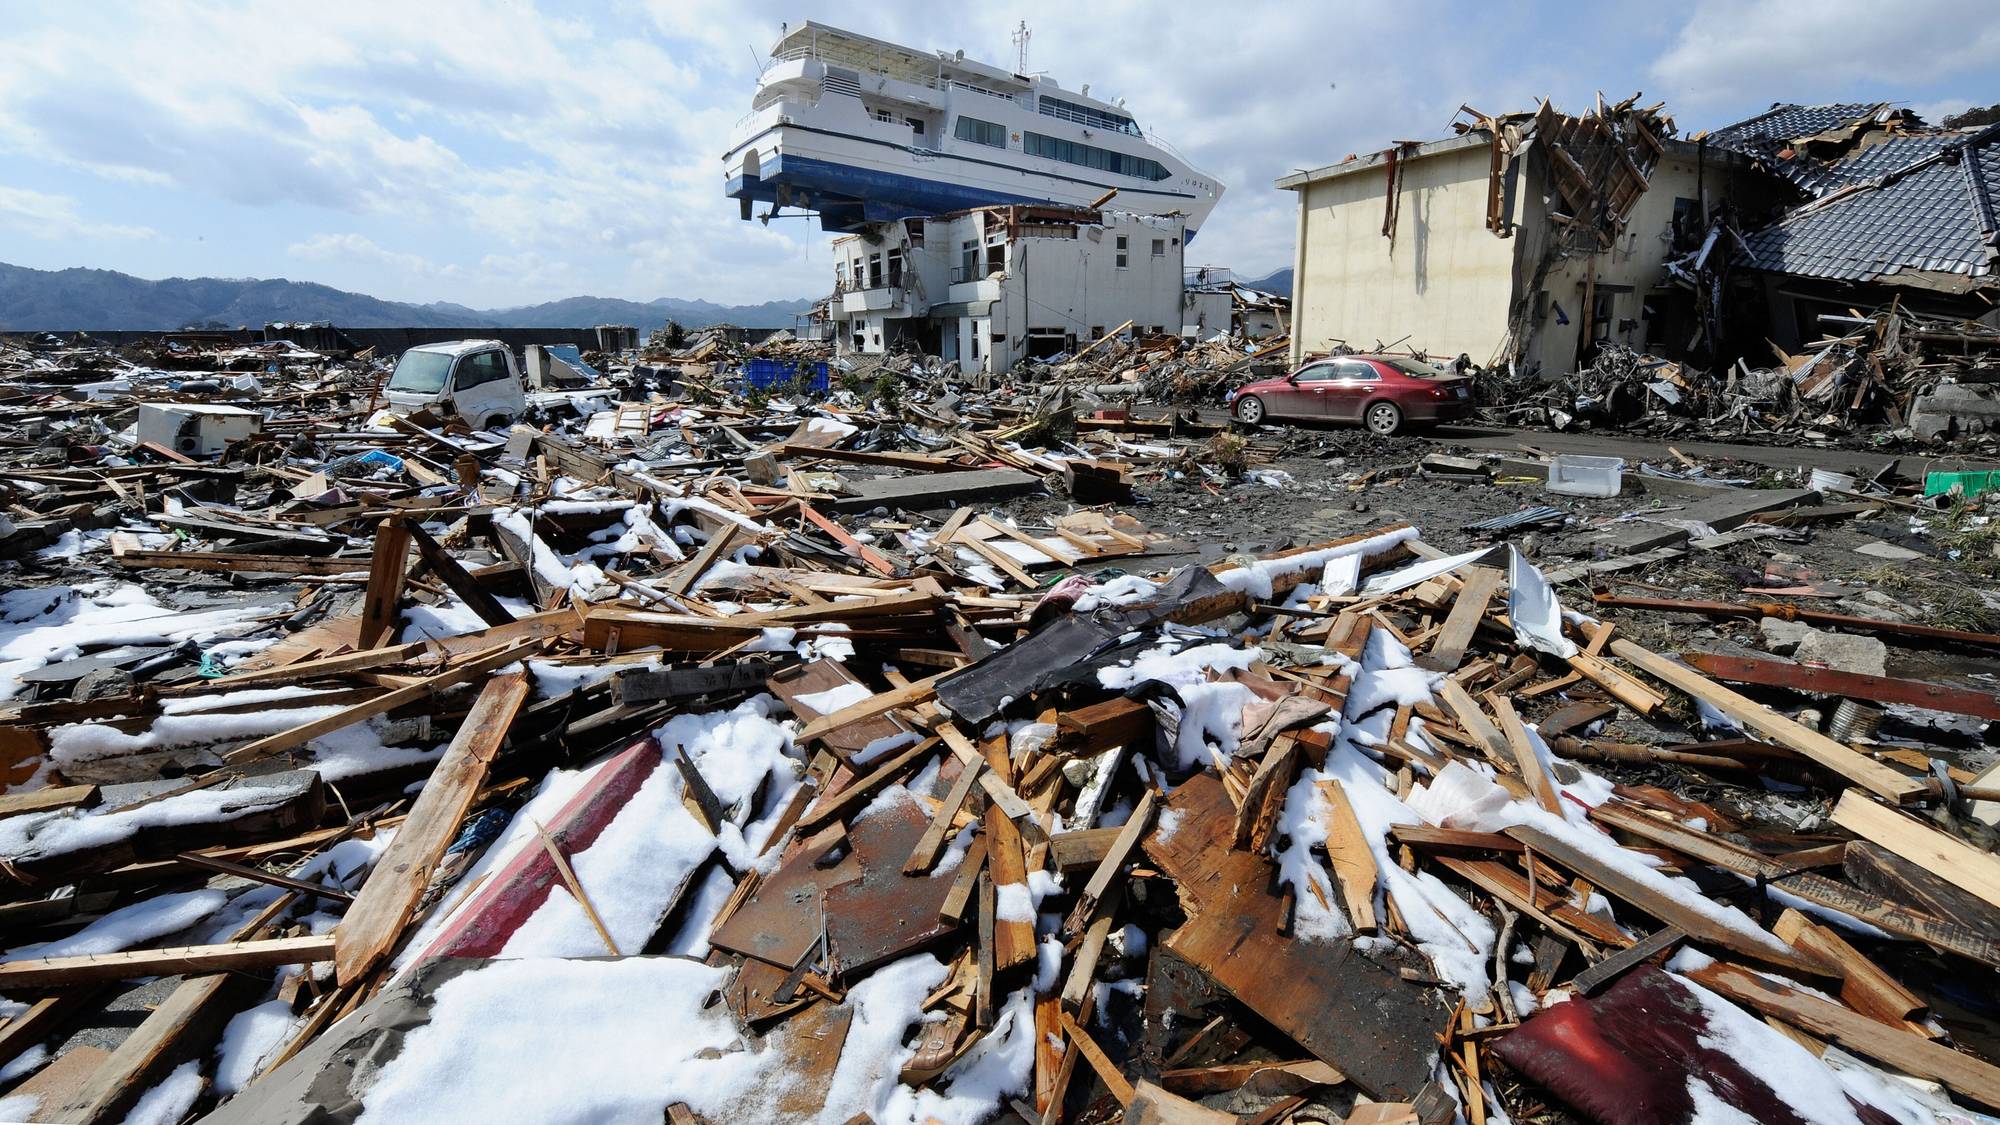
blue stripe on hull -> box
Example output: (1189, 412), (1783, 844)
(728, 154), (1200, 238)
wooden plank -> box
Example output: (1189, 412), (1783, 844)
(1491, 696), (1563, 816)
(1059, 1008), (1135, 1106)
(953, 528), (1039, 588)
(1610, 639), (1927, 805)
(986, 808), (1038, 972)
(0, 935), (335, 989)
(801, 502), (898, 577)
(1318, 780), (1380, 933)
(1772, 909), (1925, 1026)
(1688, 961), (2000, 1108)
(1565, 650), (1664, 715)
(1572, 927), (1683, 995)
(978, 514), (1081, 567)
(793, 672), (943, 744)
(904, 758), (983, 875)
(332, 673), (530, 985)
(935, 720), (1042, 833)
(1506, 825), (1823, 974)
(1830, 790), (2000, 911)
(356, 517), (414, 649)
(209, 640), (432, 688)
(1436, 679), (1507, 763)
(408, 521), (516, 628)
(1387, 825), (1524, 855)
(0, 783), (98, 820)
(793, 737), (938, 836)
(1589, 801), (2000, 968)
(1061, 790), (1155, 937)
(1417, 566), (1502, 672)
(665, 522), (739, 596)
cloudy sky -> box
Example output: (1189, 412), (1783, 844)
(1, 0), (1995, 309)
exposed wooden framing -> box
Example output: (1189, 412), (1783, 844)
(408, 520), (516, 627)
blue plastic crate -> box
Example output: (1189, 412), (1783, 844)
(742, 359), (829, 392)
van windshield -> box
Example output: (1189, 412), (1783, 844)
(388, 351), (454, 393)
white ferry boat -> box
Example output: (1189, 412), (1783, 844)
(723, 22), (1224, 237)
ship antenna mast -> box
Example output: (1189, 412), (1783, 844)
(1012, 20), (1030, 73)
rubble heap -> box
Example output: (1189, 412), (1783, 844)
(0, 331), (1997, 1125)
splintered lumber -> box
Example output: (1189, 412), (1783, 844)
(1688, 961), (2000, 1108)
(409, 520), (516, 628)
(1317, 780), (1380, 933)
(793, 737), (938, 835)
(1609, 639), (1926, 805)
(1490, 696), (1562, 816)
(1058, 1008), (1135, 1106)
(1435, 680), (1506, 763)
(222, 637), (540, 767)
(1564, 650), (1664, 715)
(801, 502), (898, 577)
(1772, 909), (1925, 1026)
(0, 783), (99, 820)
(1417, 565), (1502, 672)
(903, 758), (983, 875)
(36, 974), (238, 1123)
(1144, 774), (1450, 1103)
(795, 673), (943, 744)
(1504, 825), (1823, 974)
(333, 672), (530, 985)
(1830, 790), (2000, 912)
(935, 720), (1042, 832)
(211, 640), (432, 688)
(0, 935), (336, 988)
(1571, 927), (1683, 996)
(1588, 801), (2000, 968)
(666, 521), (740, 596)
(356, 517), (414, 649)
(1061, 790), (1155, 936)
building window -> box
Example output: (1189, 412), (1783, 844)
(985, 240), (1004, 275)
(887, 249), (904, 288)
(908, 117), (926, 136)
(1021, 132), (1170, 181)
(1115, 236), (1128, 269)
(1090, 326), (1104, 339)
(954, 116), (1007, 148)
(867, 253), (883, 289)
(960, 240), (978, 281)
(1151, 238), (1166, 257)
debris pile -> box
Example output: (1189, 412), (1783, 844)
(1, 330), (1999, 1125)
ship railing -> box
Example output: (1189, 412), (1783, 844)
(949, 80), (1021, 105)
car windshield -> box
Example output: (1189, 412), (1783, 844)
(387, 350), (455, 393)
(1378, 356), (1452, 378)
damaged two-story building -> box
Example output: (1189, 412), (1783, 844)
(1277, 97), (1785, 377)
(826, 204), (1187, 374)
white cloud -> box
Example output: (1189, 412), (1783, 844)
(0, 186), (154, 241)
(287, 233), (459, 279)
(1651, 0), (2000, 109)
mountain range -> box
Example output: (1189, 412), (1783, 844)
(0, 262), (816, 334)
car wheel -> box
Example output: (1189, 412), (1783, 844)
(1235, 395), (1265, 425)
(483, 415), (510, 431)
(1365, 401), (1403, 435)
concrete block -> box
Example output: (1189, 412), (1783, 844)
(743, 451), (782, 485)
(1794, 628), (1888, 678)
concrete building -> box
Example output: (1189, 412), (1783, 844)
(827, 204), (1185, 374)
(1182, 267), (1290, 340)
(1277, 101), (1776, 376)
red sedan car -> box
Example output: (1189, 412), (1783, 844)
(1227, 355), (1472, 434)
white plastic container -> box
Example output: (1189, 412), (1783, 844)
(1546, 454), (1624, 498)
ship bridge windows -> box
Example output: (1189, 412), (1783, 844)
(954, 116), (1008, 148)
(1037, 96), (1141, 136)
(1022, 132), (1170, 181)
